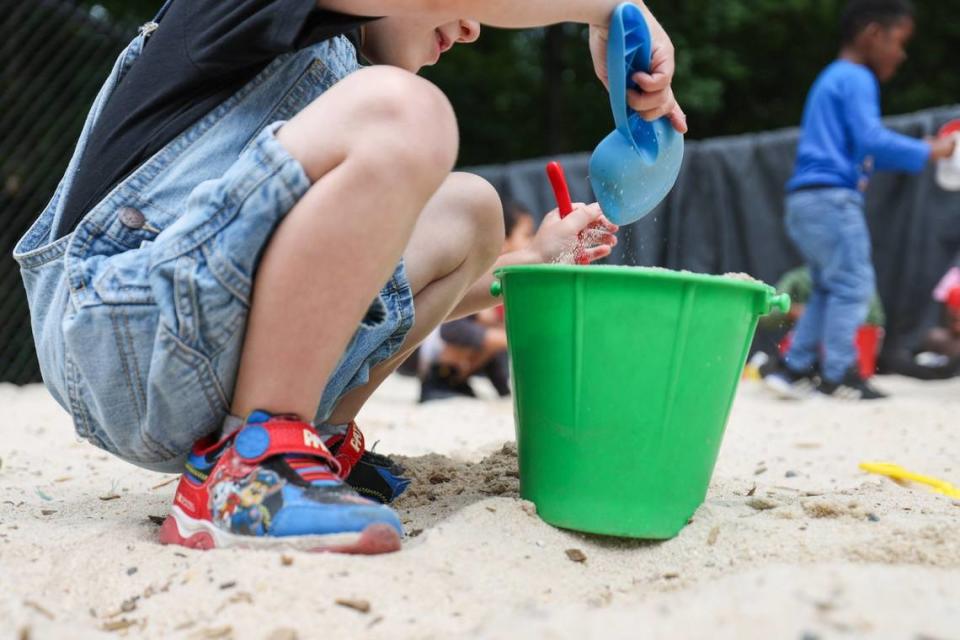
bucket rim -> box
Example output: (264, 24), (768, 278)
(494, 264), (775, 294)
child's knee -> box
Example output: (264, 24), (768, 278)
(358, 67), (456, 135)
(354, 67), (458, 182)
(833, 274), (875, 305)
(288, 66), (458, 186)
(450, 172), (504, 265)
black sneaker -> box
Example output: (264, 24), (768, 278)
(324, 422), (411, 505)
(817, 369), (888, 400)
(763, 365), (819, 400)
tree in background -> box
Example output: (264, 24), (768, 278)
(2, 0), (956, 383)
(424, 1), (960, 165)
(68, 0), (960, 167)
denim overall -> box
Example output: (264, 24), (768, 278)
(14, 4), (414, 472)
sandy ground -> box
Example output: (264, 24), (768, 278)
(1, 374), (959, 640)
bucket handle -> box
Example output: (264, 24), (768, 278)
(490, 280), (503, 298)
(767, 292), (791, 315)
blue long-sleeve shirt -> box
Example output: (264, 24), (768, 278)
(787, 60), (930, 193)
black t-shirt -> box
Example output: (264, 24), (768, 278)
(58, 0), (370, 238)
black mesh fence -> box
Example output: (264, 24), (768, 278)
(2, 2), (957, 386)
(0, 1), (130, 383)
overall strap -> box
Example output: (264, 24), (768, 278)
(140, 0), (175, 40)
(153, 0), (175, 22)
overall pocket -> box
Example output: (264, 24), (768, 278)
(65, 239), (235, 468)
(152, 245), (250, 409)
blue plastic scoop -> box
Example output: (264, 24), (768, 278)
(589, 3), (685, 225)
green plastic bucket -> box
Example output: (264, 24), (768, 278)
(491, 265), (790, 539)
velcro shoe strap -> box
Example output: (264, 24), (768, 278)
(233, 420), (342, 476)
(331, 422), (366, 479)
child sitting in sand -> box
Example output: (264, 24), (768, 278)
(920, 265), (960, 361)
(766, 0), (956, 401)
(876, 264), (960, 380)
(14, 1), (684, 554)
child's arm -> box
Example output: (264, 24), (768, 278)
(843, 70), (933, 173)
(318, 0), (685, 132)
(448, 203), (618, 319)
(320, 0), (629, 29)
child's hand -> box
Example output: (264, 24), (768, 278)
(928, 135), (958, 161)
(589, 4), (687, 134)
(529, 203), (619, 265)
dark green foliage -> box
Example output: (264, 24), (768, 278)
(64, 1), (960, 165)
(2, 0), (957, 383)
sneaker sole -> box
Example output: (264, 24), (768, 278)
(159, 506), (402, 555)
(818, 388), (889, 401)
(762, 375), (813, 400)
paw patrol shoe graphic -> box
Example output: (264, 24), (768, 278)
(159, 412), (403, 554)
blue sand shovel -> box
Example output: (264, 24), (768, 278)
(589, 3), (685, 225)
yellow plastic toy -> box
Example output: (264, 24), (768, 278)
(859, 462), (960, 499)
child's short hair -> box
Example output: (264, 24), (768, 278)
(840, 0), (915, 45)
(503, 200), (533, 236)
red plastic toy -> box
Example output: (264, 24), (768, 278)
(546, 161), (588, 265)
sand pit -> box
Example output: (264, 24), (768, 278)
(2, 375), (959, 639)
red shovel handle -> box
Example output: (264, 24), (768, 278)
(546, 161), (588, 264)
(547, 161), (574, 218)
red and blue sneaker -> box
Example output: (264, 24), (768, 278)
(159, 411), (404, 554)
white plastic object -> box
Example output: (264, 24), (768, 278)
(935, 120), (960, 192)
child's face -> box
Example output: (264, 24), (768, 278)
(361, 17), (481, 72)
(865, 17), (914, 82)
(503, 214), (535, 254)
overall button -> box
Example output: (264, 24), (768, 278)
(118, 207), (147, 230)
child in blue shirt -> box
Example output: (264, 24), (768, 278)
(767, 0), (955, 401)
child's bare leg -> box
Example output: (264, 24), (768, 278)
(231, 67), (459, 419)
(325, 172), (504, 424)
